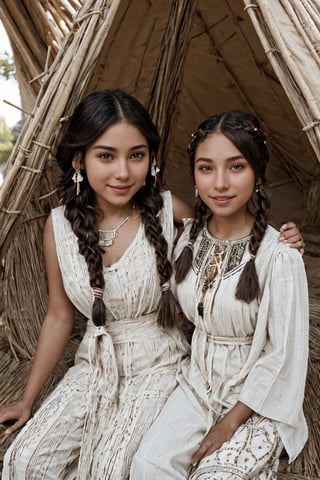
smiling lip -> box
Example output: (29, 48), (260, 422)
(110, 185), (132, 194)
(210, 196), (234, 205)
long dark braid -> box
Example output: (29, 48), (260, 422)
(134, 172), (181, 328)
(58, 157), (107, 326)
(176, 110), (270, 302)
(57, 89), (179, 327)
(235, 183), (270, 302)
(175, 196), (208, 283)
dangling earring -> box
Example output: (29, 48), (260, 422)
(255, 183), (260, 194)
(195, 186), (199, 197)
(72, 168), (84, 196)
(151, 157), (160, 186)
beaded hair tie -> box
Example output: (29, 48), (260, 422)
(92, 287), (104, 299)
(187, 241), (194, 251)
(161, 282), (170, 292)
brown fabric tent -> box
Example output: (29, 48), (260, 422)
(0, 1), (319, 478)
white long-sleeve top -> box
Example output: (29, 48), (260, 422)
(173, 223), (309, 462)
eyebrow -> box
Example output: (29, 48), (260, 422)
(93, 144), (148, 151)
(195, 154), (245, 163)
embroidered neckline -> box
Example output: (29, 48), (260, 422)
(193, 227), (250, 317)
(193, 226), (250, 276)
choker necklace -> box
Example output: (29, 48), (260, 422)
(98, 206), (135, 247)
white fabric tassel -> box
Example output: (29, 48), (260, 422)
(77, 326), (119, 479)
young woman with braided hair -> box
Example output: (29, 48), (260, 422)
(131, 110), (309, 479)
(0, 89), (193, 479)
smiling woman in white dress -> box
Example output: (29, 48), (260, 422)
(0, 89), (193, 480)
(131, 110), (309, 480)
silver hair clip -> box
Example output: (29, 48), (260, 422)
(234, 125), (267, 145)
(188, 129), (205, 151)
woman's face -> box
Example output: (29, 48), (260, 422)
(82, 121), (150, 210)
(194, 132), (255, 221)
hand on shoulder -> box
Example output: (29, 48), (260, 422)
(278, 221), (305, 254)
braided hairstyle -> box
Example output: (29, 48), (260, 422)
(175, 111), (270, 303)
(56, 89), (178, 327)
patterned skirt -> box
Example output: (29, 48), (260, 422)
(131, 385), (283, 480)
(189, 415), (283, 480)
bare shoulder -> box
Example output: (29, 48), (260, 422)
(43, 213), (74, 316)
(43, 213), (55, 250)
(44, 213), (53, 233)
(43, 213), (61, 275)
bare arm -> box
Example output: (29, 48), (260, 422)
(0, 215), (75, 433)
(191, 401), (253, 466)
(171, 194), (193, 225)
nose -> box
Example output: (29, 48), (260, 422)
(115, 159), (130, 179)
(213, 169), (229, 191)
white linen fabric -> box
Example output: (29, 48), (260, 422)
(2, 191), (190, 480)
(131, 222), (309, 479)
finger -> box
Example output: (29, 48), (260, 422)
(280, 222), (295, 232)
(279, 232), (300, 243)
(279, 223), (288, 233)
(0, 411), (16, 425)
(279, 226), (301, 241)
(287, 239), (305, 250)
(191, 444), (209, 466)
(5, 418), (25, 434)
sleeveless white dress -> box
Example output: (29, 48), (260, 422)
(2, 191), (190, 480)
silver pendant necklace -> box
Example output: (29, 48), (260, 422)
(98, 206), (135, 247)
